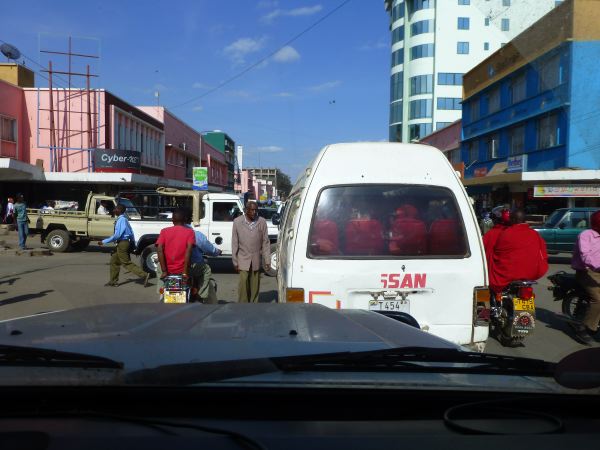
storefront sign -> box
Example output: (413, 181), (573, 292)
(507, 154), (528, 173)
(192, 167), (208, 191)
(474, 167), (488, 177)
(94, 149), (141, 172)
(534, 185), (600, 198)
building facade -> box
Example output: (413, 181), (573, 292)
(202, 131), (236, 192)
(384, 0), (561, 142)
(461, 0), (600, 212)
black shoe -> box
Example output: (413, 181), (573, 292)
(104, 282), (118, 287)
(570, 322), (594, 345)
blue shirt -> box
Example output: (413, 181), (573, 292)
(14, 202), (28, 223)
(102, 215), (135, 245)
(187, 225), (220, 264)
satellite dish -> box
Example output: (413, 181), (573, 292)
(1, 43), (21, 61)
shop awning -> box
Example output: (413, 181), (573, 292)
(0, 158), (43, 181)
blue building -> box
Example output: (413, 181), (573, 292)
(460, 0), (600, 212)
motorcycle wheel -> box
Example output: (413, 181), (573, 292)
(494, 310), (524, 348)
(562, 293), (590, 321)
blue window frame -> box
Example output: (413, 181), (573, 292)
(410, 43), (435, 60)
(437, 97), (462, 110)
(409, 123), (432, 140)
(391, 71), (404, 101)
(485, 17), (490, 26)
(458, 0), (470, 4)
(501, 18), (510, 31)
(409, 99), (433, 119)
(438, 73), (463, 85)
(457, 17), (470, 30)
(457, 42), (469, 54)
(410, 74), (433, 95)
(392, 48), (404, 66)
(411, 19), (433, 36)
(484, 42), (490, 51)
(392, 25), (405, 44)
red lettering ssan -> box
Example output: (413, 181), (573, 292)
(414, 273), (427, 288)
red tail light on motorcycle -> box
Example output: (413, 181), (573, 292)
(518, 286), (534, 300)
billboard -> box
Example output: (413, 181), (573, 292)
(192, 167), (208, 191)
(94, 149), (141, 172)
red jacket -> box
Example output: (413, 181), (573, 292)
(489, 223), (548, 293)
(483, 224), (506, 272)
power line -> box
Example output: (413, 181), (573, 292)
(169, 0), (352, 110)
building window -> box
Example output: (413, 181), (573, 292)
(467, 141), (478, 163)
(411, 19), (432, 36)
(392, 48), (405, 66)
(389, 124), (403, 142)
(437, 122), (452, 130)
(457, 42), (469, 54)
(438, 72), (462, 85)
(484, 17), (490, 26)
(537, 113), (559, 149)
(0, 116), (17, 142)
(392, 25), (405, 44)
(510, 72), (527, 104)
(501, 18), (510, 31)
(470, 98), (480, 121)
(391, 71), (404, 101)
(437, 97), (462, 110)
(508, 125), (525, 155)
(487, 87), (501, 114)
(411, 0), (431, 13)
(458, 0), (470, 5)
(409, 99), (433, 119)
(392, 2), (405, 21)
(409, 123), (432, 141)
(457, 17), (470, 30)
(390, 101), (403, 124)
(410, 43), (435, 60)
(410, 74), (433, 95)
(487, 134), (499, 159)
(540, 54), (562, 90)
(446, 148), (461, 164)
(503, 0), (511, 6)
(484, 42), (489, 51)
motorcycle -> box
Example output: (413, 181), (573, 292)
(547, 271), (590, 321)
(160, 274), (190, 304)
(491, 280), (537, 347)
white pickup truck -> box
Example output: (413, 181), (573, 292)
(29, 187), (246, 275)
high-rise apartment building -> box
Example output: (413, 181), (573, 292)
(384, 0), (563, 142)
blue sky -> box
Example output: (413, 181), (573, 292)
(2, 0), (390, 180)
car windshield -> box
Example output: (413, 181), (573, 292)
(1, 0), (599, 398)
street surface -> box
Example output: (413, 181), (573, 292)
(0, 230), (596, 362)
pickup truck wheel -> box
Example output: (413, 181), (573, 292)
(46, 229), (71, 252)
(265, 243), (277, 277)
(71, 239), (90, 251)
(141, 245), (158, 276)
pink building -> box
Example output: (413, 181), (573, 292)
(138, 106), (200, 183)
(235, 169), (254, 196)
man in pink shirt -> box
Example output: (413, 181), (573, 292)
(571, 210), (600, 344)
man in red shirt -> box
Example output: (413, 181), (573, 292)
(483, 205), (510, 272)
(156, 208), (196, 280)
(489, 209), (548, 293)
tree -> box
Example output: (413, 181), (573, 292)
(276, 170), (293, 197)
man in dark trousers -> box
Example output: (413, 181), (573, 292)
(232, 201), (270, 302)
(98, 204), (149, 287)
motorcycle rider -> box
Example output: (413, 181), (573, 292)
(184, 209), (222, 303)
(156, 208), (196, 284)
(570, 210), (600, 344)
(488, 208), (548, 294)
(483, 205), (511, 272)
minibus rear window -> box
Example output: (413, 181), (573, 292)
(307, 185), (469, 259)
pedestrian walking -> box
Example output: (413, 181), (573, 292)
(232, 201), (270, 303)
(570, 210), (600, 344)
(3, 197), (14, 224)
(97, 203), (149, 287)
(13, 194), (29, 250)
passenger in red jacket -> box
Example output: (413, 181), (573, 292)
(489, 209), (548, 293)
(482, 205), (510, 271)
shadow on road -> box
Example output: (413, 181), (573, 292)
(0, 277), (19, 286)
(548, 255), (572, 265)
(259, 290), (278, 303)
(536, 306), (600, 345)
(0, 290), (54, 306)
(208, 259), (237, 274)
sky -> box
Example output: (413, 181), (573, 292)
(1, 0), (391, 180)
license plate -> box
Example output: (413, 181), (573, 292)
(513, 297), (535, 311)
(369, 299), (410, 313)
(164, 291), (187, 304)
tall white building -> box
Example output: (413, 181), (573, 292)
(384, 0), (563, 142)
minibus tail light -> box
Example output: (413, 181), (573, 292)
(474, 287), (490, 325)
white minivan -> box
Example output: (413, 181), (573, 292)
(276, 142), (490, 350)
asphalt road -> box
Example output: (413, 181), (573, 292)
(0, 230), (596, 362)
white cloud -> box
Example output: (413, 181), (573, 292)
(262, 4), (323, 23)
(256, 145), (284, 153)
(192, 105), (204, 111)
(272, 46), (300, 63)
(224, 36), (267, 64)
(308, 80), (341, 92)
(192, 82), (212, 89)
(275, 92), (294, 97)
